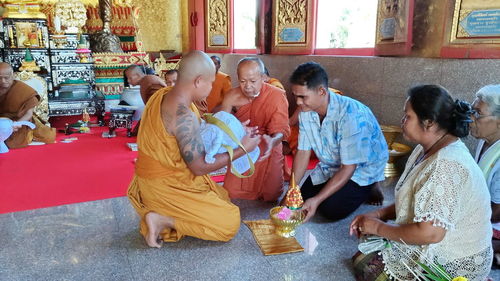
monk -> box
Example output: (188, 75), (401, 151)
(0, 62), (55, 148)
(263, 67), (285, 90)
(206, 55), (232, 113)
(124, 65), (167, 105)
(220, 57), (290, 201)
(163, 69), (178, 87)
(127, 50), (261, 248)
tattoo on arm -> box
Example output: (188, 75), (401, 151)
(175, 104), (205, 164)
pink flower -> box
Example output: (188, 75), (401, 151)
(277, 207), (292, 220)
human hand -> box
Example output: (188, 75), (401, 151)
(241, 132), (261, 153)
(302, 197), (320, 222)
(241, 120), (258, 137)
(258, 134), (273, 162)
(349, 215), (383, 238)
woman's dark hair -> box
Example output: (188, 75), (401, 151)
(289, 62), (329, 90)
(407, 85), (473, 138)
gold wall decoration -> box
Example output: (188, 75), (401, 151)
(274, 0), (307, 46)
(131, 0), (182, 52)
(205, 0), (230, 48)
(450, 0), (500, 44)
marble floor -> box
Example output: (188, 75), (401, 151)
(1, 178), (499, 281)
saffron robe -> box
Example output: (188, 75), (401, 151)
(127, 87), (240, 242)
(267, 78), (284, 90)
(0, 80), (55, 148)
(206, 71), (231, 113)
(223, 83), (290, 201)
(138, 75), (167, 104)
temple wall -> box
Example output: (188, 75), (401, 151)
(132, 0), (183, 52)
(218, 54), (500, 150)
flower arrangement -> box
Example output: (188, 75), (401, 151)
(357, 237), (468, 281)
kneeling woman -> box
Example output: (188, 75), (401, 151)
(350, 85), (492, 281)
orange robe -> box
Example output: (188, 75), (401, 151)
(127, 87), (240, 242)
(223, 83), (290, 201)
(0, 80), (55, 148)
(267, 78), (284, 90)
(138, 75), (167, 104)
(206, 71), (231, 112)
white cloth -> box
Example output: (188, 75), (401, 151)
(474, 139), (500, 204)
(381, 140), (492, 281)
(120, 87), (144, 121)
(200, 111), (259, 175)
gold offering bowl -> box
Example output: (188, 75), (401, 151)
(269, 206), (305, 238)
(385, 142), (412, 177)
(381, 125), (412, 177)
(380, 125), (402, 147)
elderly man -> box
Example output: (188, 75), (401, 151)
(0, 62), (55, 148)
(219, 57), (290, 201)
(127, 51), (261, 248)
(290, 62), (388, 222)
(206, 55), (232, 113)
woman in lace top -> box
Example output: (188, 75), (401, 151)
(350, 85), (493, 281)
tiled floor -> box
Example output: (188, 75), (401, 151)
(1, 178), (498, 281)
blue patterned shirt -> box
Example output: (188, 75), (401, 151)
(298, 90), (388, 186)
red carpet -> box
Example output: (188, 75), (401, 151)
(0, 116), (318, 214)
(0, 125), (137, 214)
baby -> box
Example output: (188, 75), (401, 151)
(200, 111), (259, 176)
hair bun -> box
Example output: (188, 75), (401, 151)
(453, 99), (473, 123)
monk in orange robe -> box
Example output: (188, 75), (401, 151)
(0, 63), (55, 148)
(220, 58), (290, 201)
(124, 65), (167, 105)
(206, 55), (232, 113)
(263, 67), (285, 90)
(127, 51), (261, 248)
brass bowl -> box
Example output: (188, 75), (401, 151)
(381, 125), (402, 148)
(385, 142), (412, 177)
(269, 206), (305, 238)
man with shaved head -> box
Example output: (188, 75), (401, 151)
(0, 62), (55, 148)
(205, 55), (231, 112)
(219, 57), (290, 201)
(127, 51), (261, 248)
(124, 65), (167, 105)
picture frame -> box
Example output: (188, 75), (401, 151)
(15, 22), (40, 48)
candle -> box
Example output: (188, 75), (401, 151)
(54, 16), (61, 32)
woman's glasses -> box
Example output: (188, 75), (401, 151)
(471, 110), (493, 120)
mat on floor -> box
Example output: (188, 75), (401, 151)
(243, 219), (304, 256)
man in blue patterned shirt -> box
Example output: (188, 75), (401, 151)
(289, 62), (388, 222)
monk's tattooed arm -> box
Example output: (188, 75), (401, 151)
(174, 104), (205, 164)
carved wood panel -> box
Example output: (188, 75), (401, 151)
(271, 0), (316, 55)
(205, 0), (232, 52)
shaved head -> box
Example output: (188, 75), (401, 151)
(0, 63), (14, 75)
(0, 63), (14, 94)
(178, 50), (215, 83)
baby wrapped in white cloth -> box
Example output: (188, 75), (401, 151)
(200, 111), (260, 176)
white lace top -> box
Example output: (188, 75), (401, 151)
(381, 140), (493, 281)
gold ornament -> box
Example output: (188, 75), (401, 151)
(54, 0), (88, 34)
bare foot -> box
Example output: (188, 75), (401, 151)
(145, 212), (174, 248)
(365, 183), (384, 206)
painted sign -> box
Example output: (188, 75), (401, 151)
(460, 9), (500, 37)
